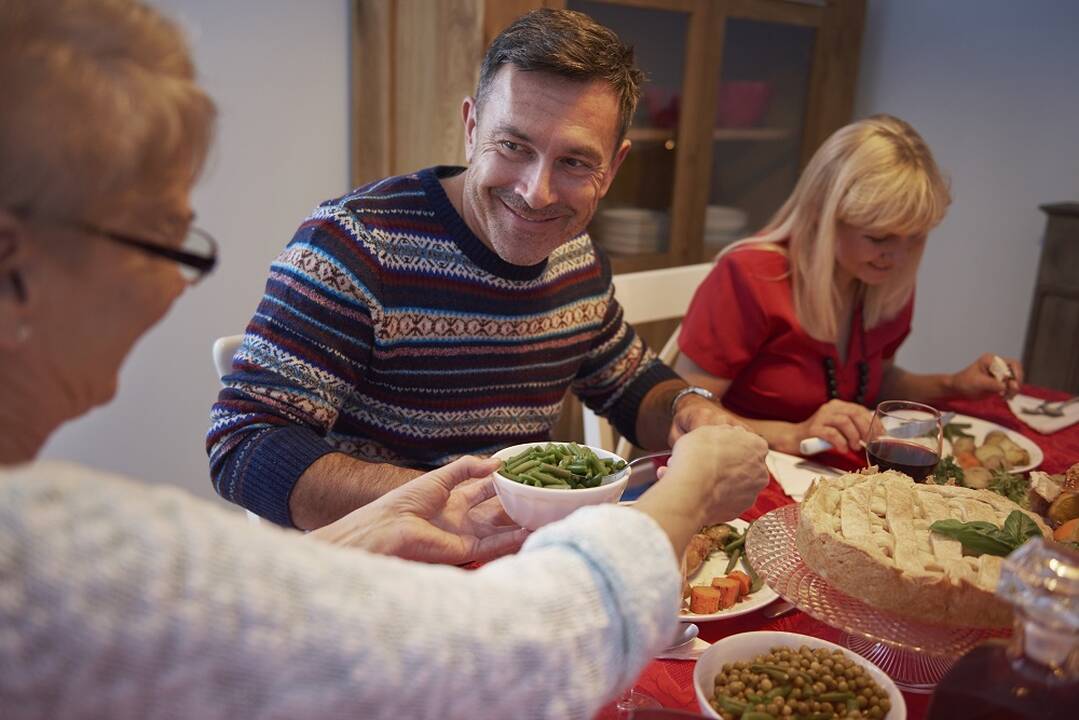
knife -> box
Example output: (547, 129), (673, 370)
(799, 411), (956, 456)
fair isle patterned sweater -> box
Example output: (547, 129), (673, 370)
(208, 167), (676, 526)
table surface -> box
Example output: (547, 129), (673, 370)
(595, 386), (1079, 719)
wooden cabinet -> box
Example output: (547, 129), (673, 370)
(351, 0), (865, 273)
(1023, 203), (1079, 393)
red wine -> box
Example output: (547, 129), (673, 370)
(866, 438), (939, 481)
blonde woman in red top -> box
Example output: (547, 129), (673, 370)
(675, 115), (1021, 455)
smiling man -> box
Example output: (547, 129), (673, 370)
(208, 9), (748, 533)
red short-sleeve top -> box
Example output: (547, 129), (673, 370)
(678, 243), (913, 423)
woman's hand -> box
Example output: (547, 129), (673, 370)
(950, 353), (1023, 399)
(309, 456), (529, 565)
(792, 399), (873, 454)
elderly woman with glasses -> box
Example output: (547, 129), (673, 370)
(0, 2), (768, 718)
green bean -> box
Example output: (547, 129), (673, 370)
(538, 463), (572, 479)
(725, 546), (743, 574)
(531, 470), (563, 485)
(750, 664), (791, 684)
(501, 443), (624, 490)
(817, 692), (855, 702)
(508, 459), (540, 474)
(742, 553), (764, 593)
(716, 696), (747, 714)
(724, 534), (746, 553)
(764, 685), (791, 700)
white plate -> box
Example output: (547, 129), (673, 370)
(764, 450), (841, 501)
(943, 412), (1043, 473)
(679, 518), (779, 622)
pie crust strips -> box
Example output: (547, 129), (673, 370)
(796, 470), (1049, 628)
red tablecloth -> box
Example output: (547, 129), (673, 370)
(597, 386), (1079, 719)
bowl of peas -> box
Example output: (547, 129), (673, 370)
(693, 631), (905, 720)
(491, 442), (630, 530)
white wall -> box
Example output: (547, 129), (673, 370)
(854, 0), (1079, 376)
(41, 1), (1079, 499)
(40, 1), (350, 502)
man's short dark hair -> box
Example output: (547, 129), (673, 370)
(476, 8), (643, 145)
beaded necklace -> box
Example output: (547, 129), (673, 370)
(822, 301), (869, 405)
(822, 356), (869, 405)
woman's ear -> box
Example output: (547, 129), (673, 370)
(0, 209), (32, 350)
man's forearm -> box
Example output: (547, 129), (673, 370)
(289, 453), (423, 530)
(634, 379), (689, 450)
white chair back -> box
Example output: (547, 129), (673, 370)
(211, 334), (261, 526)
(212, 335), (244, 380)
(582, 262), (714, 459)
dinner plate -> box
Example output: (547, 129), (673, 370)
(943, 412), (1043, 473)
(679, 518), (778, 622)
(764, 450), (841, 501)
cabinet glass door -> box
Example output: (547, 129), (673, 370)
(568, 0), (691, 270)
(706, 16), (816, 254)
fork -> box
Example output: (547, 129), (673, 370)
(1021, 397), (1079, 417)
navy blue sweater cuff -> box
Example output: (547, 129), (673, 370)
(608, 361), (681, 448)
(232, 426), (336, 528)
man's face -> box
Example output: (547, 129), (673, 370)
(459, 66), (631, 266)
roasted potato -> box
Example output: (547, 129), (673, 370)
(964, 466), (992, 489)
(983, 430), (1010, 447)
(1000, 440), (1030, 468)
(952, 437), (976, 455)
(974, 443), (1006, 470)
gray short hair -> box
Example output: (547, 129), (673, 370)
(0, 0), (215, 218)
(477, 8), (643, 145)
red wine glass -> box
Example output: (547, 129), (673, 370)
(865, 400), (943, 482)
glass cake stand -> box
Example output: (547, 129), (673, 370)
(746, 504), (1009, 693)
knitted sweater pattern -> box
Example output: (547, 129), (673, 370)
(207, 167), (675, 524)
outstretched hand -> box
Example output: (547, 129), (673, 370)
(668, 395), (744, 447)
(310, 456), (529, 565)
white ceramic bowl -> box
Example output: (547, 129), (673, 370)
(693, 631), (906, 719)
(491, 442), (629, 531)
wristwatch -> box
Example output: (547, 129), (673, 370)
(670, 385), (717, 415)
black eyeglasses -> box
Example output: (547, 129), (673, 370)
(80, 221), (218, 284)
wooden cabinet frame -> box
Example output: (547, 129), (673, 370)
(351, 0), (865, 272)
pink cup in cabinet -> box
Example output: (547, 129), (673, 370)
(715, 81), (772, 128)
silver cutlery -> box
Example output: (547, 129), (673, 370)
(601, 451), (670, 481)
(762, 599), (797, 619)
(793, 460), (842, 477)
(1021, 397), (1079, 417)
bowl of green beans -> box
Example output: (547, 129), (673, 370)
(491, 442), (630, 531)
(693, 631), (905, 720)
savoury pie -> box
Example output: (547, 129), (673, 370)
(796, 470), (1049, 628)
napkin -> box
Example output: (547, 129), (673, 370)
(765, 451), (841, 501)
(1007, 394), (1079, 434)
(655, 636), (711, 661)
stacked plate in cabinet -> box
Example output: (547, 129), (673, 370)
(592, 207), (669, 256)
(703, 205), (747, 254)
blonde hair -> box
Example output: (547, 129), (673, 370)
(722, 114), (950, 342)
(0, 0), (215, 219)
